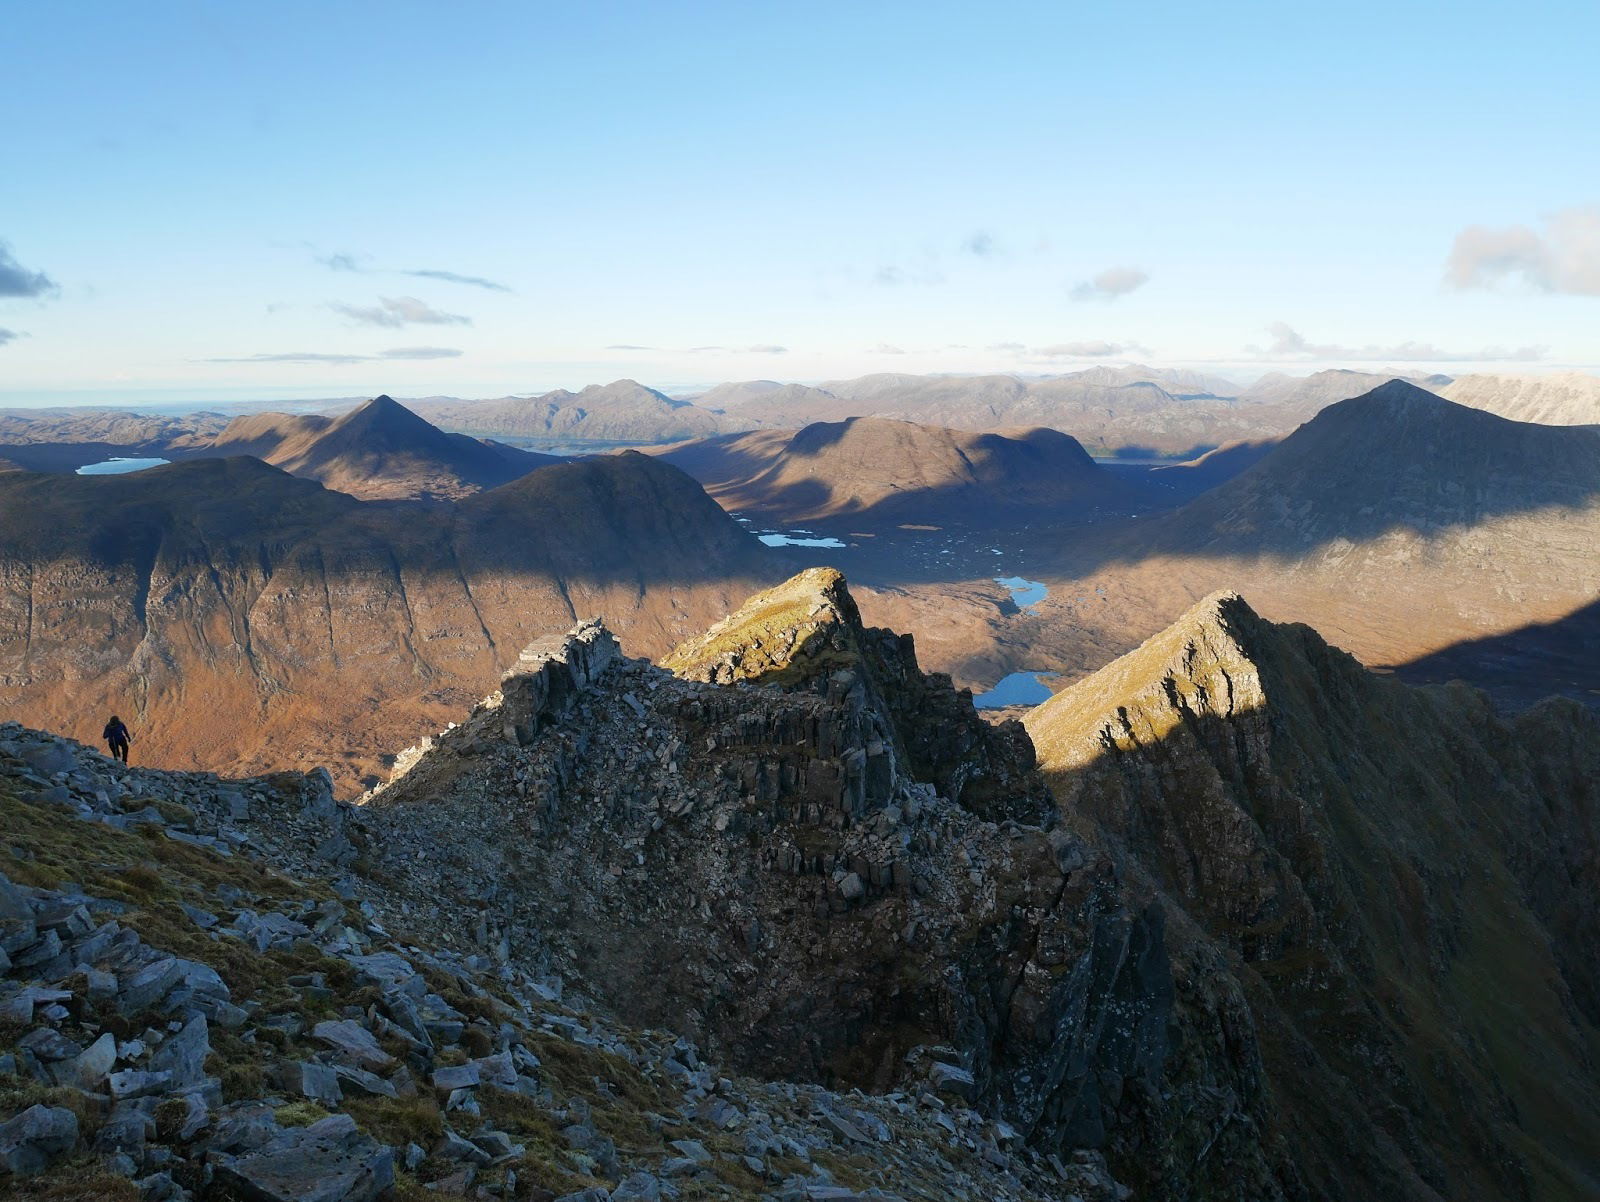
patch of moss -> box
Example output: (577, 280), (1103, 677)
(274, 1100), (333, 1127)
(0, 1072), (108, 1147)
(343, 1093), (445, 1148)
(2, 1161), (141, 1201)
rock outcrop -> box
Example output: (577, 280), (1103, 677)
(5, 569), (1599, 1201)
(0, 713), (1125, 1201)
(1028, 591), (1600, 1201)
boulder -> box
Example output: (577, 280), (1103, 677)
(311, 1019), (394, 1072)
(0, 1104), (78, 1177)
(149, 1015), (210, 1089)
(211, 1113), (393, 1202)
(51, 1030), (117, 1089)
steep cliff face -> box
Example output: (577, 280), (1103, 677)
(358, 570), (1235, 1190)
(1028, 592), (1600, 1201)
(662, 567), (1053, 824)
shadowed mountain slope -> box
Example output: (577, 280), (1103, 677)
(988, 381), (1600, 700)
(1392, 595), (1600, 711)
(1027, 591), (1600, 1201)
(207, 394), (560, 500)
(0, 407), (225, 471)
(1136, 380), (1600, 556)
(659, 416), (1131, 525)
(1237, 367), (1450, 408)
(0, 453), (776, 788)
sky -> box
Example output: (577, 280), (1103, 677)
(4, 0), (1600, 405)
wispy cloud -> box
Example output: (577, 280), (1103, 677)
(0, 327), (20, 347)
(1445, 205), (1600, 295)
(202, 346), (463, 364)
(606, 343), (656, 351)
(1033, 340), (1132, 358)
(677, 343), (787, 355)
(0, 242), (59, 299)
(329, 296), (471, 328)
(962, 231), (998, 257)
(314, 249), (512, 292)
(868, 342), (907, 355)
(379, 346), (462, 360)
(402, 268), (511, 292)
(1251, 322), (1544, 363)
(1070, 267), (1148, 302)
(874, 263), (946, 287)
(986, 341), (1026, 353)
(317, 252), (366, 273)
(205, 352), (373, 365)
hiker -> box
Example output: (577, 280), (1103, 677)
(103, 714), (132, 763)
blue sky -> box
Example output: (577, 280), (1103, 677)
(4, 0), (1599, 404)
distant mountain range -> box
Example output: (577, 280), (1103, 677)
(209, 394), (560, 500)
(995, 380), (1600, 709)
(1441, 371), (1600, 425)
(10, 369), (1600, 470)
(657, 416), (1131, 525)
(408, 379), (741, 444)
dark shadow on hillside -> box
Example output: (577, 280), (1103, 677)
(0, 441), (196, 473)
(661, 388), (1600, 592)
(1034, 624), (1600, 1198)
(0, 452), (784, 597)
(1389, 597), (1600, 712)
(1015, 385), (1600, 579)
(1106, 441), (1217, 460)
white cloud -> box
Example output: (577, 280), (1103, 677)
(316, 250), (511, 292)
(1252, 322), (1544, 363)
(1032, 340), (1130, 358)
(379, 346), (462, 360)
(203, 346), (463, 364)
(868, 342), (907, 355)
(329, 296), (471, 328)
(1070, 266), (1148, 302)
(1446, 205), (1600, 294)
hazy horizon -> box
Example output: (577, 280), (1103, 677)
(5, 1), (1599, 406)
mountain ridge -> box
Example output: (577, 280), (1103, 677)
(207, 395), (560, 500)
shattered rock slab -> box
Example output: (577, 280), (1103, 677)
(210, 1113), (394, 1202)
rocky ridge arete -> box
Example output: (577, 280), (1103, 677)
(3, 568), (1599, 1201)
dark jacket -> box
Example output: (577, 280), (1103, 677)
(103, 720), (130, 744)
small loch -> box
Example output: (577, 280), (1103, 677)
(75, 457), (171, 475)
(974, 671), (1059, 709)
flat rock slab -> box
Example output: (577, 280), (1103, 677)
(311, 1019), (394, 1072)
(211, 1113), (393, 1202)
